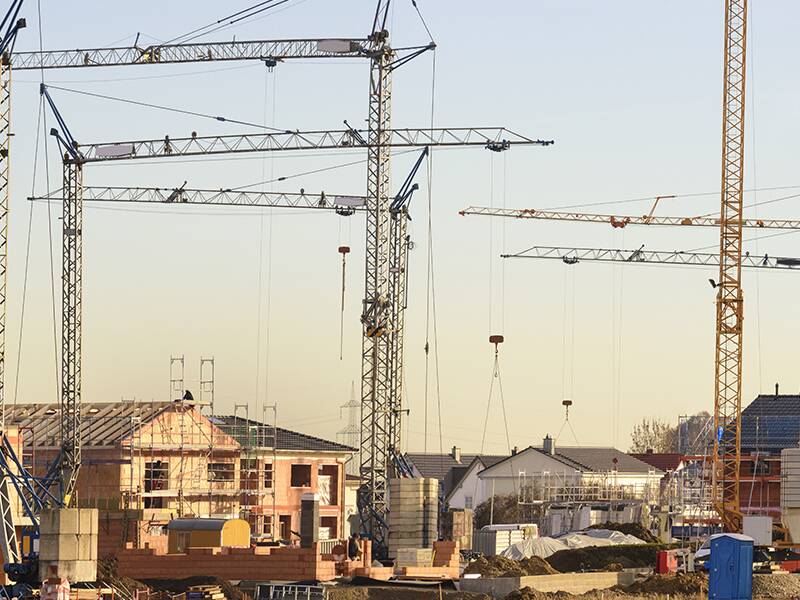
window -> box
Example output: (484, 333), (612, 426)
(279, 515), (292, 540)
(465, 496), (473, 509)
(144, 461), (169, 509)
(208, 462), (235, 482)
(290, 464), (312, 487)
(750, 459), (770, 476)
(264, 463), (274, 489)
(263, 515), (273, 537)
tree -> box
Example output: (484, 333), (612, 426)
(630, 417), (676, 453)
(474, 494), (523, 528)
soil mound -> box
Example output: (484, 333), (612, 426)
(464, 555), (559, 578)
(614, 573), (707, 595)
(586, 522), (659, 544)
(546, 544), (661, 572)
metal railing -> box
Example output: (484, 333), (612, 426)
(256, 584), (325, 600)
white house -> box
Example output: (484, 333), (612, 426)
(446, 436), (664, 511)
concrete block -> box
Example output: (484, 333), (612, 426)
(39, 559), (97, 583)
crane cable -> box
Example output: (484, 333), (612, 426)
(15, 0), (60, 405)
(43, 84), (288, 133)
(163, 0), (295, 46)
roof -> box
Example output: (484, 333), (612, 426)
(5, 401), (177, 447)
(554, 447), (660, 474)
(4, 402), (354, 454)
(167, 518), (230, 531)
(404, 453), (508, 482)
(482, 445), (662, 475)
(404, 453), (478, 481)
(739, 394), (800, 451)
(211, 415), (355, 453)
(629, 453), (683, 473)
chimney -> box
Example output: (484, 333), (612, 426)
(646, 448), (654, 455)
(543, 434), (555, 455)
(451, 446), (461, 462)
(776, 382), (780, 397)
(511, 446), (519, 456)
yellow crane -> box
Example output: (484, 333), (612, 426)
(713, 0), (748, 533)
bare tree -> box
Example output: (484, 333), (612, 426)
(630, 418), (676, 453)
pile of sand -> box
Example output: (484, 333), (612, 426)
(464, 555), (559, 578)
(586, 522), (659, 544)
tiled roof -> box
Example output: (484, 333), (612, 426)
(404, 453), (477, 480)
(212, 415), (355, 453)
(629, 453), (683, 472)
(733, 395), (800, 451)
(555, 447), (660, 474)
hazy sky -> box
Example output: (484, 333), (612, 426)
(8, 1), (800, 455)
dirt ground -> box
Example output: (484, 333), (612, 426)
(465, 556), (559, 578)
(141, 576), (251, 600)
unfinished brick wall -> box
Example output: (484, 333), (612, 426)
(116, 544), (337, 581)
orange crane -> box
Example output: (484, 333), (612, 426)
(713, 0), (748, 533)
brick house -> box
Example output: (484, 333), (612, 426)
(5, 400), (353, 555)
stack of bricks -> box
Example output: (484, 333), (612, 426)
(387, 478), (438, 559)
(116, 543), (337, 581)
(395, 541), (460, 579)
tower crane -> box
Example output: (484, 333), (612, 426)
(712, 0), (748, 533)
(1, 24), (378, 530)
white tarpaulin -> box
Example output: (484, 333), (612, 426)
(559, 529), (645, 549)
(500, 536), (568, 560)
(500, 529), (644, 560)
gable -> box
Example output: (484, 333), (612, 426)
(479, 447), (579, 478)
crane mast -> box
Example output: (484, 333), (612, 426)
(713, 0), (747, 533)
(359, 0), (395, 550)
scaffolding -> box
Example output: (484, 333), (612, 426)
(517, 471), (660, 505)
(337, 382), (360, 476)
(227, 404), (278, 540)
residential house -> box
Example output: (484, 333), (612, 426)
(5, 400), (353, 555)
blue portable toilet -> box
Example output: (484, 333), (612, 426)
(708, 533), (753, 600)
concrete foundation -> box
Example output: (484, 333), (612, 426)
(460, 571), (636, 598)
(39, 508), (98, 583)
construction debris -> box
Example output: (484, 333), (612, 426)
(464, 555), (559, 578)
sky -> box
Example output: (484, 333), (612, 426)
(7, 1), (800, 455)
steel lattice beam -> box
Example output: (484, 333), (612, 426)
(713, 0), (747, 533)
(31, 186), (367, 212)
(10, 38), (368, 70)
(459, 205), (800, 230)
(502, 245), (800, 270)
(71, 128), (550, 164)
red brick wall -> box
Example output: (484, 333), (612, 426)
(117, 544), (336, 582)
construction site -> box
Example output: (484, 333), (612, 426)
(2, 0), (800, 599)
